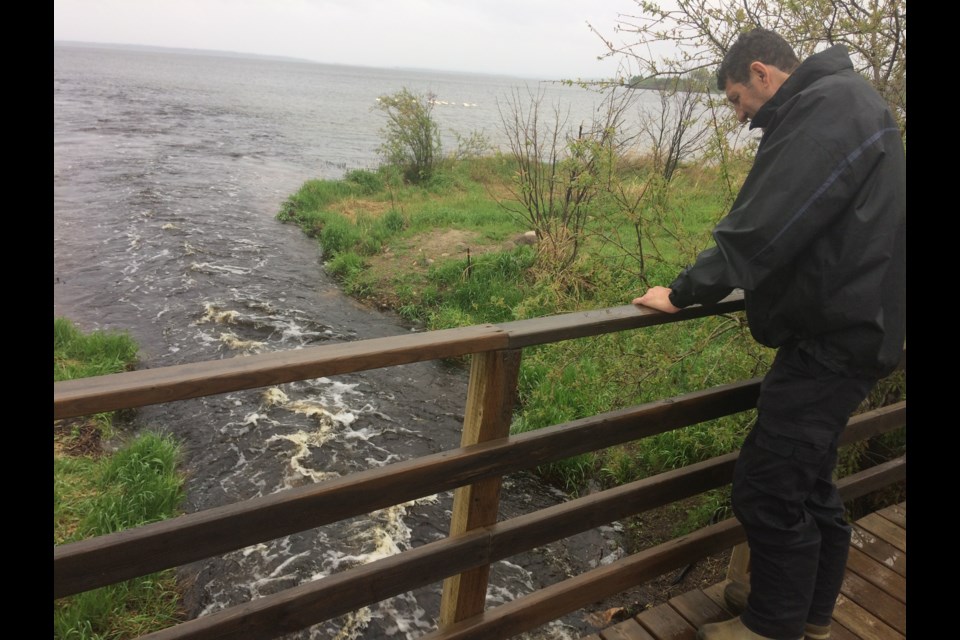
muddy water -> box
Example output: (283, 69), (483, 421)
(54, 43), (625, 639)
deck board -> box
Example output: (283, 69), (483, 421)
(634, 603), (698, 640)
(828, 621), (861, 640)
(856, 513), (906, 553)
(667, 589), (729, 630)
(845, 546), (907, 603)
(839, 568), (906, 634)
(875, 503), (906, 529)
(850, 524), (906, 577)
(600, 619), (657, 640)
(832, 593), (905, 640)
(580, 502), (905, 640)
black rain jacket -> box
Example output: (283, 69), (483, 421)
(667, 45), (905, 378)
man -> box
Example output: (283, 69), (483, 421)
(633, 29), (905, 640)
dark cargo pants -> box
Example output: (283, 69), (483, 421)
(734, 343), (876, 640)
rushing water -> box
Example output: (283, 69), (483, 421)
(54, 42), (630, 639)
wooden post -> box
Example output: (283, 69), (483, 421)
(439, 349), (522, 628)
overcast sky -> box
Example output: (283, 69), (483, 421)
(53, 0), (645, 80)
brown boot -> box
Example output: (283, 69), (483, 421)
(723, 580), (749, 614)
(696, 616), (796, 640)
(803, 622), (831, 640)
(722, 582), (831, 639)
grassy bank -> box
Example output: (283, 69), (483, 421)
(278, 157), (771, 495)
(278, 154), (905, 517)
(54, 318), (185, 639)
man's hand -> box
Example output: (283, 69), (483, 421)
(632, 286), (682, 314)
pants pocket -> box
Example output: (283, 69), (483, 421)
(736, 428), (831, 504)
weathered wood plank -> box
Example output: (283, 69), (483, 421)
(440, 350), (521, 626)
(55, 413), (903, 601)
(855, 513), (906, 553)
(600, 618), (657, 640)
(836, 456), (907, 504)
(700, 582), (735, 617)
(129, 441), (902, 639)
(499, 294), (745, 349)
(849, 525), (906, 578)
(635, 604), (697, 640)
(837, 404), (907, 448)
(876, 502), (906, 528)
(55, 378), (764, 598)
(844, 547), (906, 603)
(668, 589), (729, 630)
(54, 324), (508, 419)
(827, 621), (861, 640)
(420, 519), (746, 640)
(840, 569), (906, 634)
(832, 593), (905, 640)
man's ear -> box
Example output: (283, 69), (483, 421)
(749, 61), (770, 87)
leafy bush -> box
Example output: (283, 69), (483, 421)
(326, 251), (366, 279)
(381, 208), (406, 233)
(375, 88), (442, 183)
(319, 214), (362, 257)
(344, 169), (385, 194)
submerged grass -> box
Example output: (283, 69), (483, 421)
(54, 319), (186, 639)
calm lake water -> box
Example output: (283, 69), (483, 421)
(54, 42), (638, 639)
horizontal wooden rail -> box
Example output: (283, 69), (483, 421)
(55, 377), (763, 598)
(497, 295), (745, 349)
(53, 294), (746, 420)
(138, 446), (905, 640)
(52, 293), (904, 640)
(422, 455), (907, 640)
(121, 406), (904, 639)
(137, 451), (740, 639)
(54, 324), (507, 420)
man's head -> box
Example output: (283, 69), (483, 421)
(717, 28), (800, 124)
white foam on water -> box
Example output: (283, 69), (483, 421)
(189, 261), (253, 275)
(269, 426), (342, 486)
(219, 331), (266, 352)
(303, 497), (440, 639)
(261, 387), (290, 406)
(197, 303), (240, 324)
(517, 620), (580, 640)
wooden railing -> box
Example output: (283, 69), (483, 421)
(53, 293), (907, 640)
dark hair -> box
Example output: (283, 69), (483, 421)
(716, 28), (800, 90)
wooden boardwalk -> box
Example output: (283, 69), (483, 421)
(582, 503), (906, 640)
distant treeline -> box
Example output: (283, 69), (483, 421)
(628, 68), (720, 94)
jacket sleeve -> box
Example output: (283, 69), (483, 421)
(668, 87), (869, 308)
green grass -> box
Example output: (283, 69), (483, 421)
(277, 153), (905, 504)
(54, 319), (186, 639)
(55, 318), (139, 382)
(274, 157), (768, 497)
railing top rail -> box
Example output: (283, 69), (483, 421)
(54, 293), (745, 420)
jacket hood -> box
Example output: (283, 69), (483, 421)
(751, 45), (854, 130)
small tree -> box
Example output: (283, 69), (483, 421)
(375, 88), (442, 183)
(590, 0), (906, 136)
(497, 87), (632, 271)
(638, 75), (713, 182)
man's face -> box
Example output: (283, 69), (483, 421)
(724, 79), (770, 124)
(723, 62), (787, 125)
